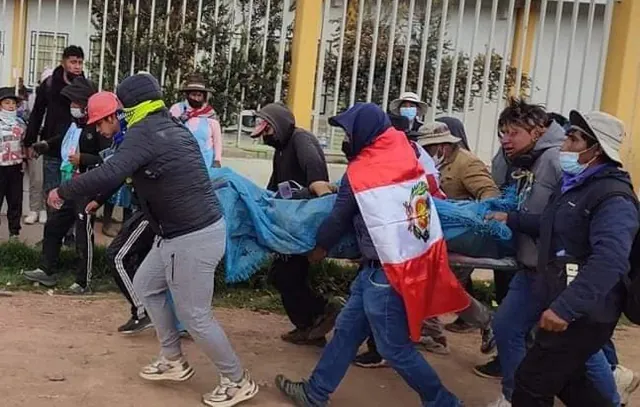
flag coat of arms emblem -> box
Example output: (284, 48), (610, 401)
(347, 128), (470, 341)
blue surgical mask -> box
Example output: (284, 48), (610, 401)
(559, 147), (597, 175)
(400, 106), (418, 122)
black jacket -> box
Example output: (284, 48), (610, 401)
(58, 109), (222, 239)
(24, 66), (82, 156)
(257, 103), (329, 191)
(508, 166), (639, 324)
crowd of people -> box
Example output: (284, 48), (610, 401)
(1, 43), (639, 407)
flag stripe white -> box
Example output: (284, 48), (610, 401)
(354, 176), (444, 264)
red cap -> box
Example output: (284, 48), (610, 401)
(87, 91), (121, 125)
(251, 116), (270, 138)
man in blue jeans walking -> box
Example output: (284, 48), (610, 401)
(275, 103), (466, 406)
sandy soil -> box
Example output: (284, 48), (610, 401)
(1, 292), (639, 407)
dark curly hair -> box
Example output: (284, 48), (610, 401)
(498, 98), (548, 132)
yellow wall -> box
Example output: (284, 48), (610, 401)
(287, 0), (323, 130)
(509, 3), (538, 98)
(601, 0), (640, 189)
(10, 0), (28, 86)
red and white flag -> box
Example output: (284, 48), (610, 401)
(347, 128), (469, 341)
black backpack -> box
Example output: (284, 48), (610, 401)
(585, 181), (640, 324)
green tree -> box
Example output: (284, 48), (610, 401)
(89, 0), (292, 125)
(323, 3), (528, 113)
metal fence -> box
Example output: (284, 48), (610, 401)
(312, 0), (617, 161)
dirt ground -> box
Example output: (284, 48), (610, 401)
(1, 293), (639, 407)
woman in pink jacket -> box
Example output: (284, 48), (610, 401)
(169, 74), (222, 174)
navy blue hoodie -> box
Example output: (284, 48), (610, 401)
(315, 103), (392, 260)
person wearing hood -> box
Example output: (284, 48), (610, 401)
(436, 116), (471, 151)
(23, 77), (107, 294)
(488, 111), (639, 406)
(23, 46), (85, 196)
(0, 87), (27, 239)
(388, 91), (427, 133)
(169, 73), (223, 172)
(275, 103), (466, 407)
(482, 100), (619, 407)
(44, 73), (258, 407)
(251, 102), (340, 347)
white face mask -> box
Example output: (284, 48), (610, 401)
(432, 147), (445, 168)
(0, 109), (17, 123)
(70, 107), (85, 119)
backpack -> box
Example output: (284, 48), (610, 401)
(585, 180), (640, 324)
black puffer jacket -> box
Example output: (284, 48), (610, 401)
(257, 103), (329, 191)
(57, 108), (221, 239)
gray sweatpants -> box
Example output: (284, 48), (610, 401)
(133, 219), (243, 381)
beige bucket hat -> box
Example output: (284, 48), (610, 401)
(415, 122), (461, 146)
(569, 110), (625, 165)
(389, 91), (428, 116)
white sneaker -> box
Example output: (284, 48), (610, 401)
(38, 210), (47, 224)
(615, 365), (640, 406)
(139, 356), (195, 382)
(487, 394), (511, 407)
(202, 370), (259, 407)
(24, 211), (38, 224)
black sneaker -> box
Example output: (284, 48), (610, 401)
(118, 315), (153, 334)
(480, 326), (497, 354)
(275, 374), (320, 407)
(473, 357), (503, 379)
(353, 350), (387, 368)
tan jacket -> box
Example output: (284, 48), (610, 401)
(439, 147), (500, 200)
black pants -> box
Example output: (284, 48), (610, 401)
(270, 254), (327, 330)
(495, 269), (517, 304)
(512, 319), (617, 407)
(0, 164), (23, 236)
(41, 199), (94, 288)
(106, 211), (155, 319)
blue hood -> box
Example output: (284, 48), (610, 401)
(329, 103), (391, 156)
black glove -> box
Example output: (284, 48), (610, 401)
(32, 141), (49, 155)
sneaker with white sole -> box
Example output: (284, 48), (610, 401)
(139, 356), (195, 382)
(24, 211), (38, 225)
(202, 370), (259, 407)
(487, 394), (511, 407)
(615, 365), (640, 406)
(23, 268), (57, 287)
(38, 210), (47, 224)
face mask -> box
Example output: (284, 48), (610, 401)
(70, 107), (85, 119)
(400, 106), (418, 122)
(187, 98), (204, 109)
(0, 109), (17, 123)
(341, 140), (355, 161)
(432, 148), (445, 168)
(559, 146), (596, 175)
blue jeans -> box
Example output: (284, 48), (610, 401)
(43, 156), (62, 194)
(494, 270), (618, 403)
(602, 339), (619, 368)
(164, 290), (185, 332)
(305, 265), (461, 407)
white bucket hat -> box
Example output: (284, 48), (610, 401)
(569, 110), (625, 165)
(415, 122), (461, 146)
(389, 91), (428, 116)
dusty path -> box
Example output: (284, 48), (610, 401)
(1, 292), (639, 407)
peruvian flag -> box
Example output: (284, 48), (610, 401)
(347, 127), (470, 341)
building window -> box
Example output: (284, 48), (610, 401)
(28, 31), (69, 86)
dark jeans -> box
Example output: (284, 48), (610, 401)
(41, 199), (94, 288)
(0, 164), (24, 235)
(270, 254), (327, 330)
(513, 319), (617, 407)
(106, 211), (155, 319)
(305, 265), (461, 406)
(493, 270), (618, 403)
(42, 155), (61, 195)
(495, 269), (517, 304)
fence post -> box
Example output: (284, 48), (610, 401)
(601, 0), (640, 189)
(287, 0), (323, 130)
(10, 0), (28, 86)
(509, 2), (538, 99)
